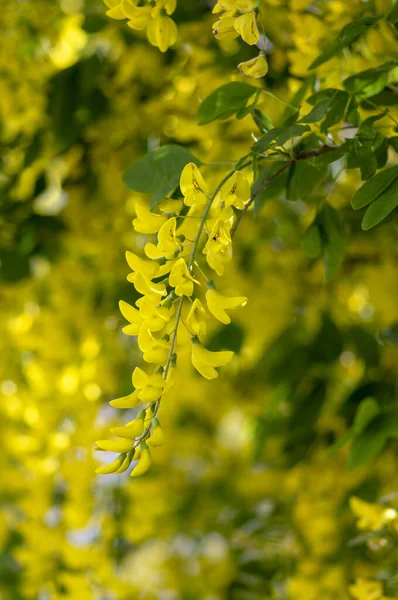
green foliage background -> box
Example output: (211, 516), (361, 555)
(0, 0), (397, 598)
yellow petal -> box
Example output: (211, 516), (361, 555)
(110, 418), (144, 439)
(109, 390), (140, 408)
(96, 438), (135, 452)
(131, 447), (152, 476)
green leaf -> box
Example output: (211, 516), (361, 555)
(351, 165), (398, 209)
(286, 161), (327, 202)
(351, 140), (377, 181)
(252, 124), (310, 154)
(390, 136), (398, 153)
(299, 99), (332, 124)
(374, 135), (389, 169)
(279, 75), (316, 126)
(313, 142), (350, 167)
(198, 82), (258, 125)
(343, 61), (397, 100)
(252, 108), (274, 134)
(347, 415), (395, 469)
(361, 177), (398, 230)
(252, 162), (289, 214)
(387, 2), (398, 24)
(321, 91), (349, 132)
(303, 222), (322, 258)
(309, 15), (382, 70)
(352, 398), (380, 435)
(123, 145), (200, 209)
(319, 203), (346, 281)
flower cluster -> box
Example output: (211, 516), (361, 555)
(96, 162), (249, 476)
(104, 0), (177, 52)
(212, 1), (268, 78)
(348, 497), (398, 599)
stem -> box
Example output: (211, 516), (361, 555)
(231, 145), (337, 238)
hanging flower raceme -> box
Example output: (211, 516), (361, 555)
(96, 161), (248, 477)
(103, 0), (178, 53)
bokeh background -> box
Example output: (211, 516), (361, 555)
(1, 0), (398, 598)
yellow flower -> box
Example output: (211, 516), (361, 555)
(238, 53), (268, 78)
(180, 162), (208, 207)
(131, 444), (152, 477)
(132, 367), (164, 402)
(206, 289), (247, 324)
(219, 171), (250, 209)
(145, 217), (182, 259)
(191, 342), (234, 379)
(122, 0), (152, 30)
(119, 297), (171, 335)
(203, 219), (232, 276)
(349, 579), (385, 600)
(96, 454), (126, 474)
(96, 438), (135, 453)
(138, 325), (170, 364)
(137, 295), (172, 330)
(162, 0), (177, 15)
(169, 258), (199, 296)
(133, 204), (167, 234)
(104, 0), (125, 20)
(110, 412), (145, 439)
(134, 271), (167, 297)
(234, 11), (259, 45)
(147, 15), (177, 53)
(217, 0), (256, 10)
(109, 390), (141, 408)
(125, 250), (160, 282)
(350, 496), (397, 531)
(213, 17), (240, 41)
(187, 298), (208, 340)
(147, 419), (165, 447)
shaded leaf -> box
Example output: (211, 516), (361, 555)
(123, 144), (200, 209)
(252, 124), (310, 154)
(351, 165), (398, 209)
(353, 398), (380, 435)
(319, 203), (346, 281)
(303, 222), (322, 258)
(198, 82), (257, 125)
(309, 15), (382, 70)
(361, 177), (398, 230)
(343, 61), (397, 100)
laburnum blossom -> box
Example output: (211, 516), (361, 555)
(238, 53), (268, 78)
(111, 411), (145, 439)
(213, 1), (259, 44)
(203, 219), (232, 276)
(348, 579), (386, 600)
(147, 16), (177, 53)
(350, 496), (397, 531)
(138, 325), (170, 364)
(145, 217), (182, 259)
(191, 342), (234, 379)
(187, 298), (208, 340)
(97, 162), (247, 477)
(103, 0), (178, 53)
(180, 162), (208, 207)
(234, 11), (259, 45)
(219, 171), (250, 209)
(132, 367), (165, 402)
(130, 443), (152, 477)
(169, 258), (199, 296)
(133, 203), (166, 234)
(206, 289), (247, 324)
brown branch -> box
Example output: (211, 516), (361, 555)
(230, 145), (337, 238)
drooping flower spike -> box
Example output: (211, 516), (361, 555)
(96, 161), (247, 476)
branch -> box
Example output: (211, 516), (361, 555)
(230, 145), (337, 238)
